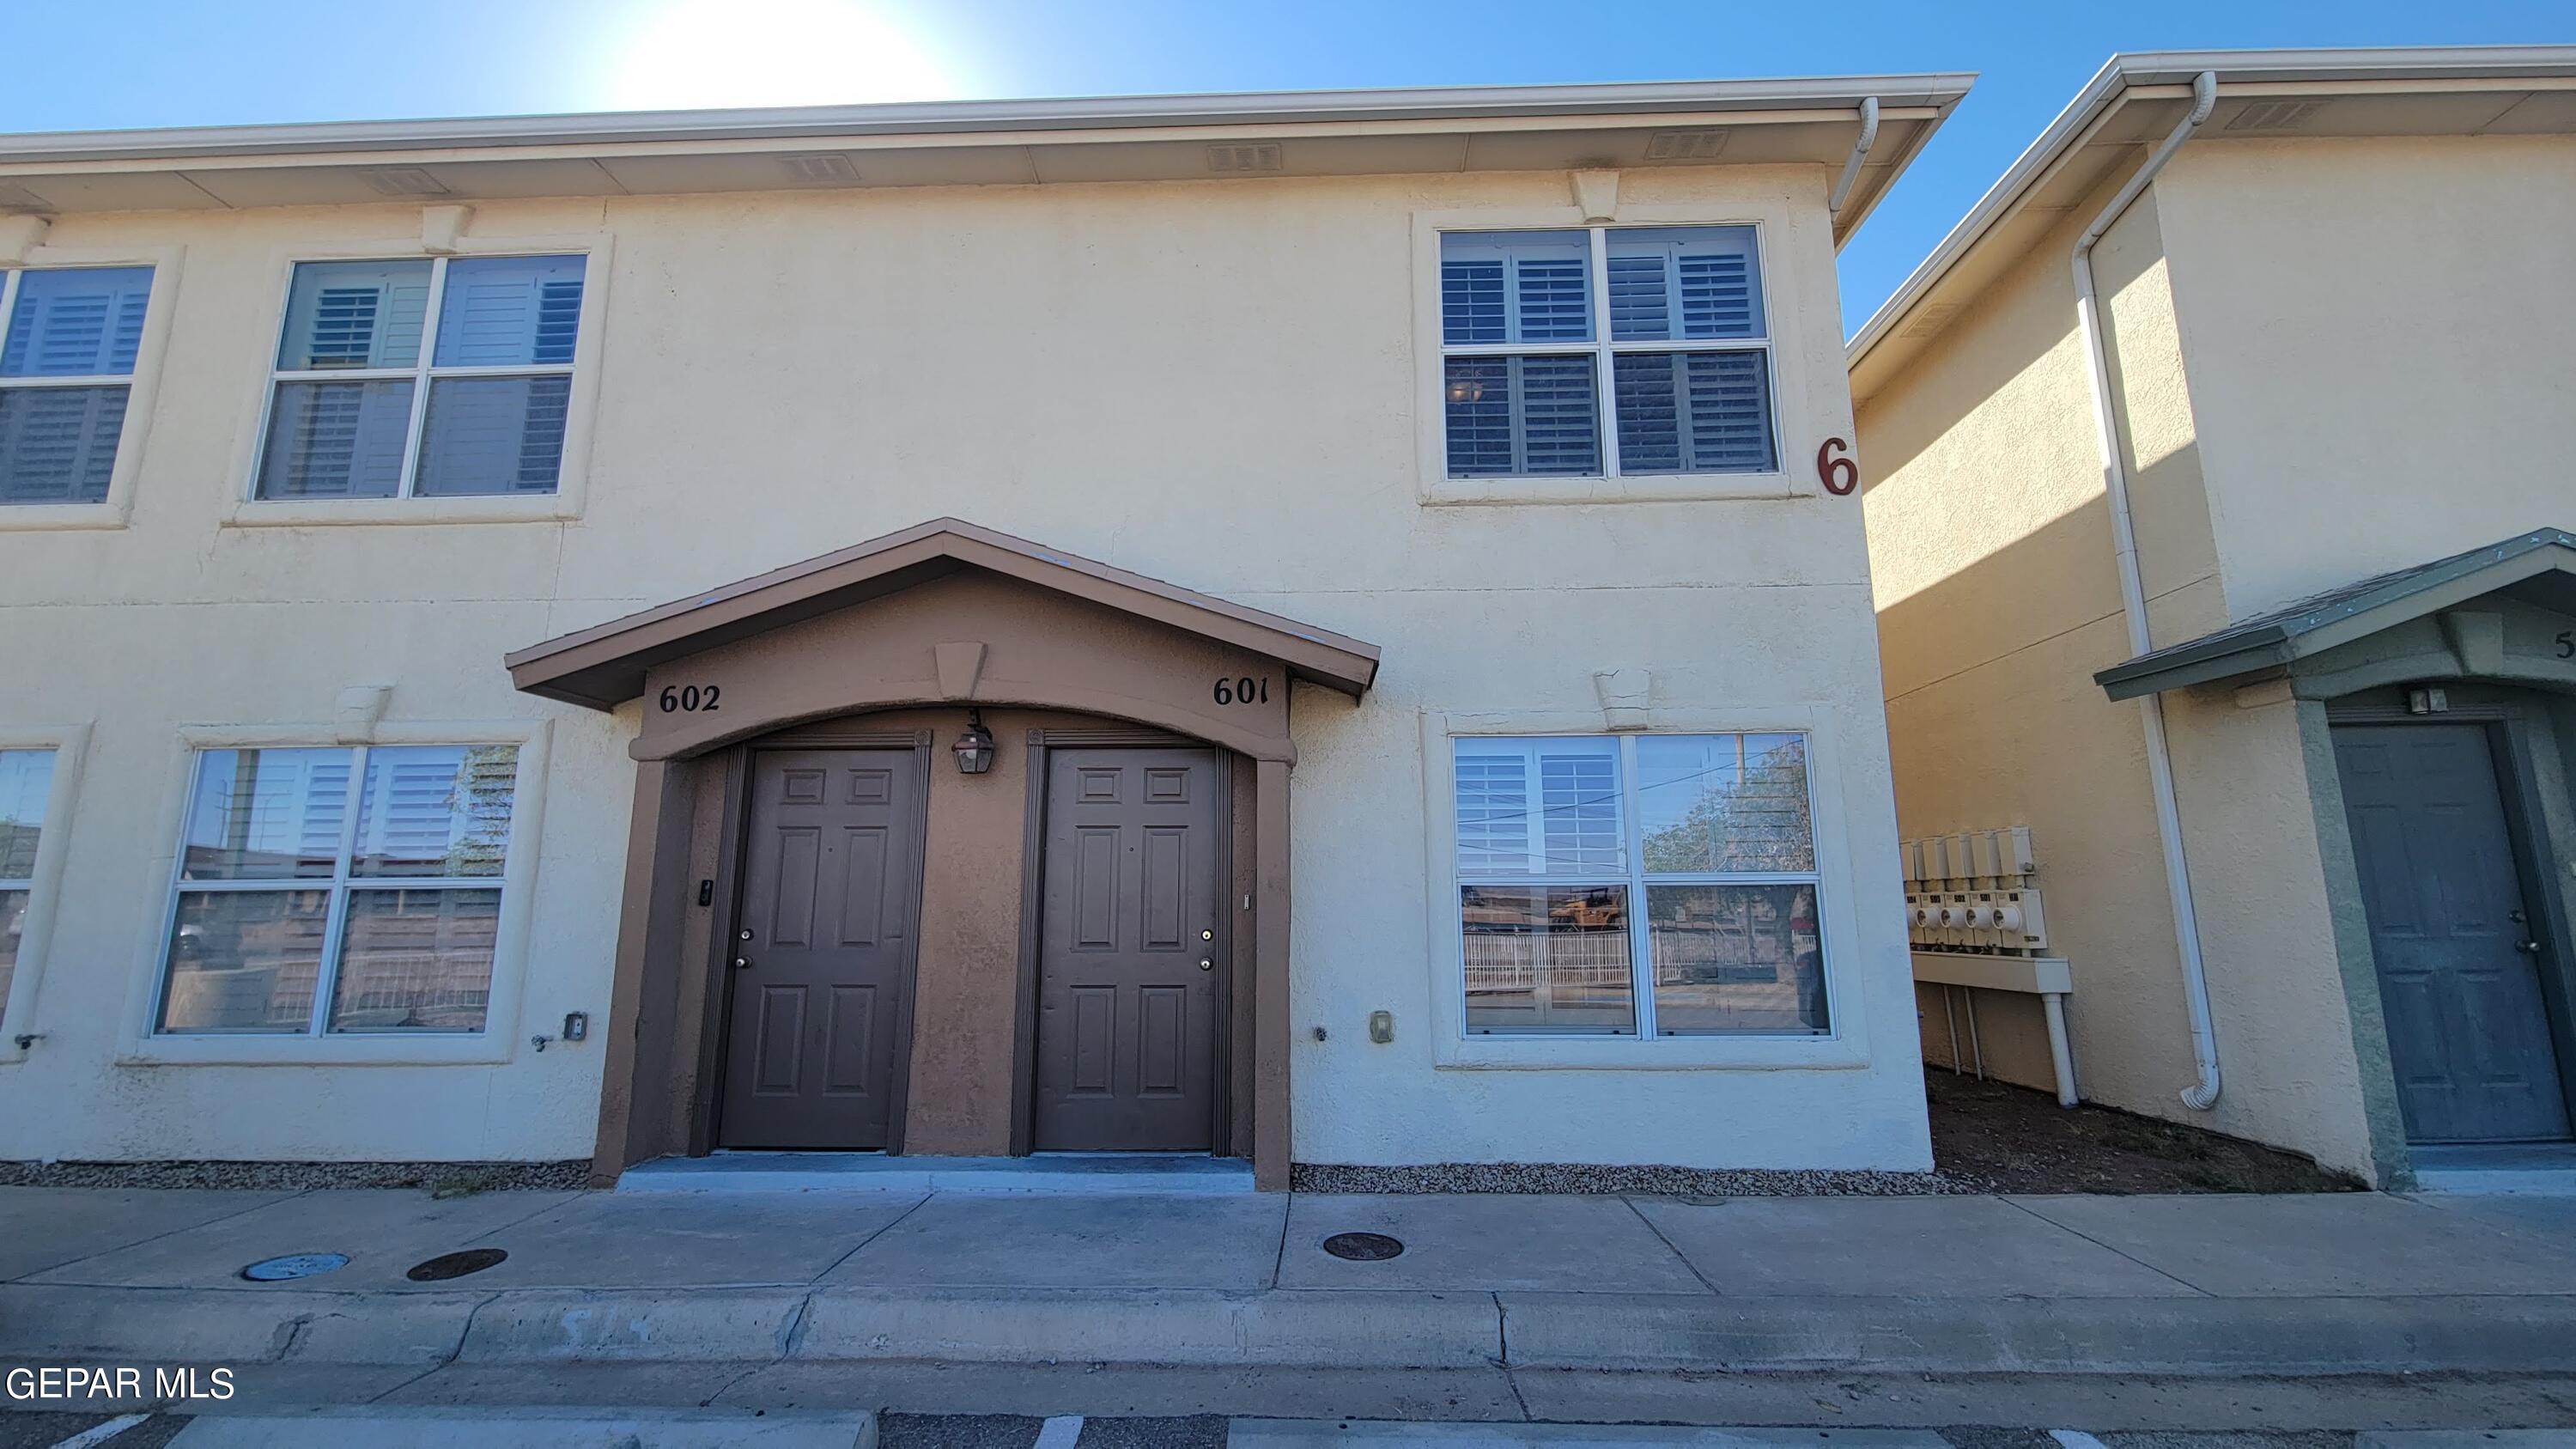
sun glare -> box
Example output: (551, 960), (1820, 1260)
(608, 0), (969, 111)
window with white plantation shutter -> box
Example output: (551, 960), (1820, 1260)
(255, 253), (586, 502)
(0, 748), (57, 1027)
(1437, 224), (1774, 480)
(0, 266), (155, 505)
(155, 743), (520, 1037)
(1454, 734), (1829, 1040)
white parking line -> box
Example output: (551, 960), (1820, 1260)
(52, 1416), (152, 1449)
(1034, 1416), (1084, 1449)
(2049, 1433), (2112, 1449)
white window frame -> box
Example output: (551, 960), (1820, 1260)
(0, 245), (184, 533)
(1413, 203), (1812, 507)
(0, 724), (91, 1065)
(1420, 705), (1874, 1072)
(122, 717), (550, 1067)
(1454, 732), (1827, 1041)
(228, 231), (612, 530)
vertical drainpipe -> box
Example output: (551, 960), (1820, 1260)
(2073, 70), (2224, 1112)
(1826, 96), (1881, 216)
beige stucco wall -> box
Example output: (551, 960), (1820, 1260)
(2151, 135), (2576, 617)
(1859, 169), (2379, 1173)
(2, 161), (1928, 1169)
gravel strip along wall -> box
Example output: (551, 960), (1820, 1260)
(1289, 1162), (1986, 1195)
(4, 1159), (1982, 1196)
(0, 1160), (592, 1191)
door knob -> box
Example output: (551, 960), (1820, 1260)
(2516, 940), (2543, 955)
(733, 956), (752, 970)
(1199, 959), (1214, 971)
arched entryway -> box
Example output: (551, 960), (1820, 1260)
(505, 519), (1379, 1188)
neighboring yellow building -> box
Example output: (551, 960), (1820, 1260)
(1851, 48), (2576, 1190)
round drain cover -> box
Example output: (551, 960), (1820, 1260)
(406, 1247), (508, 1282)
(1321, 1232), (1405, 1262)
(240, 1252), (349, 1282)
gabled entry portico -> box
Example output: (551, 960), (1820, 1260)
(506, 519), (1380, 1189)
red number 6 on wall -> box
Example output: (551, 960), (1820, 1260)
(1816, 437), (1859, 496)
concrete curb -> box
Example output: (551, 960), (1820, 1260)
(793, 1288), (1502, 1368)
(457, 1288), (811, 1364)
(10, 1282), (2576, 1375)
(1496, 1292), (2576, 1374)
(0, 1284), (486, 1367)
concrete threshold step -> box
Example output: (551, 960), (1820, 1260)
(164, 1405), (876, 1447)
(616, 1152), (1255, 1195)
(2412, 1142), (2576, 1196)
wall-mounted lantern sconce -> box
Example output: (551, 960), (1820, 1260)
(951, 709), (997, 775)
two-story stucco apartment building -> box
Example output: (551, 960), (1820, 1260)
(1854, 48), (2576, 1191)
(0, 76), (1967, 1187)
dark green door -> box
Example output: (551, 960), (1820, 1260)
(2335, 723), (2570, 1143)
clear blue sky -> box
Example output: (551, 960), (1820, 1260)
(3, 1), (2566, 331)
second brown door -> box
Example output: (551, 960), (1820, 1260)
(1033, 747), (1224, 1152)
(720, 748), (923, 1151)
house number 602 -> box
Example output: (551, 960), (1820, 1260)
(1213, 676), (1271, 706)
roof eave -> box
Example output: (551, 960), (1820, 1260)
(1848, 45), (2576, 384)
(505, 518), (1383, 711)
(0, 74), (1974, 168)
(2093, 528), (2576, 700)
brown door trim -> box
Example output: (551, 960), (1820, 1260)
(1012, 739), (1233, 1156)
(685, 746), (750, 1157)
(1007, 730), (1050, 1157)
(703, 732), (933, 1154)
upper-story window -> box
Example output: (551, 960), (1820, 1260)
(254, 254), (584, 500)
(0, 266), (155, 505)
(1438, 226), (1774, 479)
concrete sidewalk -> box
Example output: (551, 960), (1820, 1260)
(3, 1185), (2573, 1380)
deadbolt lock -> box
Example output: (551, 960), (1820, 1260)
(740, 929), (754, 941)
(1200, 929), (1214, 941)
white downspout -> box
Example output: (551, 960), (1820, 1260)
(1826, 96), (1881, 215)
(2073, 69), (2223, 1111)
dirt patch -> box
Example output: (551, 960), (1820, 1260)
(1291, 1161), (1983, 1195)
(1927, 1069), (2366, 1194)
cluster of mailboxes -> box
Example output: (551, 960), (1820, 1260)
(1900, 826), (2049, 955)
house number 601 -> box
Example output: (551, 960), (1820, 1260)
(1213, 676), (1271, 706)
(1818, 437), (1859, 496)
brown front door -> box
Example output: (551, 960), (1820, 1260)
(719, 748), (923, 1150)
(1034, 748), (1224, 1152)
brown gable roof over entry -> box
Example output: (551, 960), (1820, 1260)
(506, 517), (1382, 709)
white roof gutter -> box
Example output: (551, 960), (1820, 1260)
(0, 74), (1973, 166)
(1826, 96), (1883, 216)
